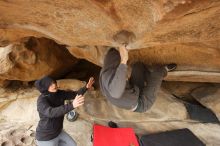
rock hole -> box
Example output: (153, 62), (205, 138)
(1, 141), (13, 146)
(113, 30), (136, 45)
(30, 132), (35, 137)
(24, 37), (38, 50)
(20, 136), (33, 144)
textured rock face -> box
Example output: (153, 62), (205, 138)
(0, 1), (220, 146)
(0, 0), (219, 47)
(0, 80), (220, 146)
(0, 37), (77, 81)
(0, 0), (219, 83)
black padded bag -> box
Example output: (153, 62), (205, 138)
(140, 128), (205, 146)
(184, 103), (219, 123)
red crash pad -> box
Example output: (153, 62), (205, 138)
(93, 124), (139, 146)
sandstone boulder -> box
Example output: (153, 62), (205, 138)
(0, 37), (77, 81)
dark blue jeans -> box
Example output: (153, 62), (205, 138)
(36, 131), (76, 146)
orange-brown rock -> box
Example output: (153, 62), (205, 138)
(0, 0), (219, 82)
(0, 37), (77, 81)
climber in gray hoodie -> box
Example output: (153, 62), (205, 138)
(99, 45), (176, 112)
(35, 76), (94, 146)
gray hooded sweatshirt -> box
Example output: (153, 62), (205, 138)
(99, 48), (139, 110)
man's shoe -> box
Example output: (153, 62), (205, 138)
(165, 63), (177, 72)
(108, 121), (118, 128)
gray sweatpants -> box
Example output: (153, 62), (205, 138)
(36, 131), (77, 146)
(130, 62), (167, 112)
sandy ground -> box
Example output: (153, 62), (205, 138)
(1, 118), (220, 146)
(1, 88), (220, 146)
(0, 121), (36, 146)
(0, 119), (93, 146)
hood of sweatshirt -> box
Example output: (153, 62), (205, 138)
(35, 76), (55, 93)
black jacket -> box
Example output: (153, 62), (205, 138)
(35, 76), (87, 141)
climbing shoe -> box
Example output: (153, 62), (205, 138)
(165, 63), (177, 72)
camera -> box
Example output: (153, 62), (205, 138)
(65, 100), (79, 122)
